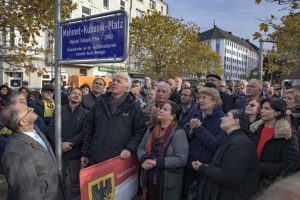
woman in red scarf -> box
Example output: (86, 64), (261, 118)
(137, 100), (188, 200)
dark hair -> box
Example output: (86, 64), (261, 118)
(204, 82), (217, 89)
(165, 100), (180, 121)
(80, 84), (91, 93)
(231, 109), (250, 134)
(69, 87), (83, 95)
(132, 80), (141, 85)
(18, 86), (30, 97)
(182, 88), (195, 98)
(261, 97), (286, 119)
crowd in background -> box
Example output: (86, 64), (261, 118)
(0, 73), (300, 200)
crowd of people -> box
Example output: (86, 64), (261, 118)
(0, 73), (300, 200)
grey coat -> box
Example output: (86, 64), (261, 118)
(137, 126), (189, 200)
(1, 128), (61, 200)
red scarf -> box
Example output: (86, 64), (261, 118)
(142, 121), (177, 200)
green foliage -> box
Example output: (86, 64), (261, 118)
(129, 11), (222, 80)
(0, 0), (77, 75)
(253, 0), (300, 75)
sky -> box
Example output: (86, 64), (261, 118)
(164, 0), (289, 47)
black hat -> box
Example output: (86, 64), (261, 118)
(206, 74), (221, 81)
(42, 85), (54, 92)
(204, 82), (217, 89)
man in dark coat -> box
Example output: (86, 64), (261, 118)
(81, 73), (147, 166)
(1, 102), (63, 200)
(206, 74), (234, 113)
(168, 77), (182, 105)
(82, 77), (106, 110)
(178, 88), (197, 128)
(48, 88), (88, 200)
(32, 85), (55, 125)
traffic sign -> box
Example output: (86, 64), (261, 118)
(61, 10), (128, 64)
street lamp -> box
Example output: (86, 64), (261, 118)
(259, 39), (277, 83)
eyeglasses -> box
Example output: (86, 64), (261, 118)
(246, 103), (257, 108)
(18, 107), (34, 125)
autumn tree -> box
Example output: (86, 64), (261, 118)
(129, 11), (222, 80)
(0, 0), (76, 75)
(253, 0), (300, 75)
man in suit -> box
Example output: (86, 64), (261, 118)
(0, 102), (63, 200)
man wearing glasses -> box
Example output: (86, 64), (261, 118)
(0, 102), (63, 200)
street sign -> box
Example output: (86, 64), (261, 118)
(61, 10), (128, 64)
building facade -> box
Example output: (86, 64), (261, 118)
(0, 0), (168, 89)
(200, 25), (259, 81)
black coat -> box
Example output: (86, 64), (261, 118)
(33, 100), (52, 125)
(81, 93), (147, 164)
(250, 119), (299, 188)
(220, 91), (234, 114)
(48, 104), (89, 160)
(169, 89), (181, 105)
(197, 129), (259, 200)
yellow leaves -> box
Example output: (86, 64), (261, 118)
(259, 23), (269, 32)
(291, 2), (299, 9)
(130, 11), (221, 80)
(255, 0), (262, 4)
(252, 32), (262, 40)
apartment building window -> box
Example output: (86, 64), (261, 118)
(103, 0), (109, 9)
(216, 39), (220, 54)
(0, 30), (6, 46)
(82, 6), (91, 17)
(9, 27), (15, 46)
(161, 6), (163, 13)
(80, 69), (87, 76)
(137, 0), (143, 3)
(134, 62), (141, 69)
(150, 0), (156, 10)
(136, 9), (144, 18)
(120, 0), (125, 10)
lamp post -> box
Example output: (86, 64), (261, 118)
(259, 39), (277, 83)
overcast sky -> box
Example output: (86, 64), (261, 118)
(164, 0), (288, 47)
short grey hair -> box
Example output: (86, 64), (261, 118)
(0, 103), (21, 132)
(249, 79), (262, 90)
(113, 72), (132, 91)
(156, 81), (171, 95)
(9, 92), (26, 104)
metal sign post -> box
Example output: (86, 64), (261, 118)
(54, 0), (62, 176)
(54, 5), (128, 180)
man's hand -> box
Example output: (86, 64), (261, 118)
(61, 142), (73, 153)
(120, 149), (131, 159)
(81, 157), (89, 168)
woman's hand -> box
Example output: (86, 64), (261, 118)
(141, 159), (156, 170)
(190, 118), (202, 129)
(192, 161), (202, 171)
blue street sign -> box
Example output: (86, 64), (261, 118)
(61, 11), (128, 64)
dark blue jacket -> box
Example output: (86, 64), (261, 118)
(48, 104), (89, 160)
(0, 134), (8, 174)
(186, 106), (227, 164)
